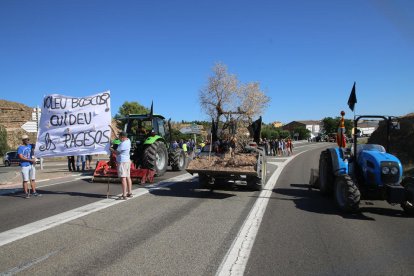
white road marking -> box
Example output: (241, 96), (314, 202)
(0, 173), (194, 247)
(216, 147), (315, 276)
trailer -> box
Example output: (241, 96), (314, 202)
(186, 147), (267, 191)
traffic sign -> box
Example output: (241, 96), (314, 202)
(21, 121), (38, 133)
(180, 124), (203, 134)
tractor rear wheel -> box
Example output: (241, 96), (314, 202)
(143, 141), (168, 176)
(318, 150), (334, 195)
(401, 177), (414, 216)
(334, 174), (360, 213)
(170, 148), (186, 171)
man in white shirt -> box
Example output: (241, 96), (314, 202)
(111, 131), (132, 199)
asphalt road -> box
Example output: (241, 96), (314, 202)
(0, 156), (272, 275)
(2, 142), (412, 275)
(245, 144), (414, 275)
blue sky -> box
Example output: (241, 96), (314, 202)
(1, 0), (413, 124)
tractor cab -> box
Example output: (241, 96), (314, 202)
(124, 114), (167, 148)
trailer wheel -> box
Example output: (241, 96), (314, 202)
(401, 177), (414, 216)
(319, 150), (334, 195)
(170, 148), (186, 171)
(198, 173), (209, 188)
(334, 174), (360, 213)
(143, 141), (168, 176)
(247, 176), (263, 191)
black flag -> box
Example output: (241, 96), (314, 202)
(248, 116), (262, 144)
(149, 101), (154, 117)
(347, 82), (357, 111)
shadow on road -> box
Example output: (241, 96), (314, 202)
(149, 181), (237, 200)
(273, 183), (410, 220)
(37, 189), (109, 198)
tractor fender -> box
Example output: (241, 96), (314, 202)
(143, 135), (164, 145)
(327, 147), (349, 176)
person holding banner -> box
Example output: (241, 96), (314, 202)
(18, 135), (40, 198)
(111, 131), (132, 200)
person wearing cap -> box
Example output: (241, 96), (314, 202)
(110, 131), (132, 200)
(17, 135), (40, 198)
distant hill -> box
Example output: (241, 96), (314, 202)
(0, 99), (35, 150)
(369, 113), (414, 175)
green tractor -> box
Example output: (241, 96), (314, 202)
(123, 113), (186, 176)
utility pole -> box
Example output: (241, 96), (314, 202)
(34, 106), (43, 170)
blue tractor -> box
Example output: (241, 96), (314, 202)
(317, 115), (414, 215)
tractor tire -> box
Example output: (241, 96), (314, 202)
(334, 174), (360, 213)
(5, 160), (10, 167)
(143, 141), (168, 176)
(401, 177), (414, 216)
(170, 148), (186, 171)
(198, 173), (209, 188)
(247, 176), (263, 191)
(318, 150), (334, 195)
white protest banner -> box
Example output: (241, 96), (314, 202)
(34, 91), (112, 158)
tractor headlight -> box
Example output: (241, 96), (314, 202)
(382, 167), (390, 174)
(390, 167), (399, 175)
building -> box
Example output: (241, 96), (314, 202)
(271, 121), (283, 128)
(282, 120), (321, 138)
(353, 120), (379, 137)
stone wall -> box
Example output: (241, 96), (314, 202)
(0, 100), (36, 150)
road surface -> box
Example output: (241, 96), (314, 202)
(0, 142), (413, 275)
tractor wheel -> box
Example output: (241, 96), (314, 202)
(170, 148), (186, 171)
(318, 150), (334, 195)
(143, 141), (168, 176)
(198, 173), (209, 188)
(401, 177), (414, 216)
(5, 160), (10, 167)
(247, 176), (263, 191)
(334, 174), (360, 213)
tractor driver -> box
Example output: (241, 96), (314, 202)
(138, 125), (148, 136)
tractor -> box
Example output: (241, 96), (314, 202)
(123, 113), (186, 176)
(317, 114), (414, 215)
(93, 113), (186, 183)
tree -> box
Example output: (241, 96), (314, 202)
(322, 117), (353, 136)
(293, 126), (311, 140)
(199, 62), (239, 128)
(238, 82), (270, 121)
(199, 62), (270, 141)
(115, 101), (149, 129)
(279, 130), (290, 139)
(115, 101), (149, 118)
(261, 124), (280, 139)
(0, 125), (9, 156)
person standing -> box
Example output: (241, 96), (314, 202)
(86, 155), (93, 170)
(67, 156), (76, 171)
(76, 155), (86, 172)
(288, 138), (294, 155)
(18, 135), (40, 198)
(111, 131), (132, 200)
(286, 138), (292, 156)
(182, 140), (188, 155)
